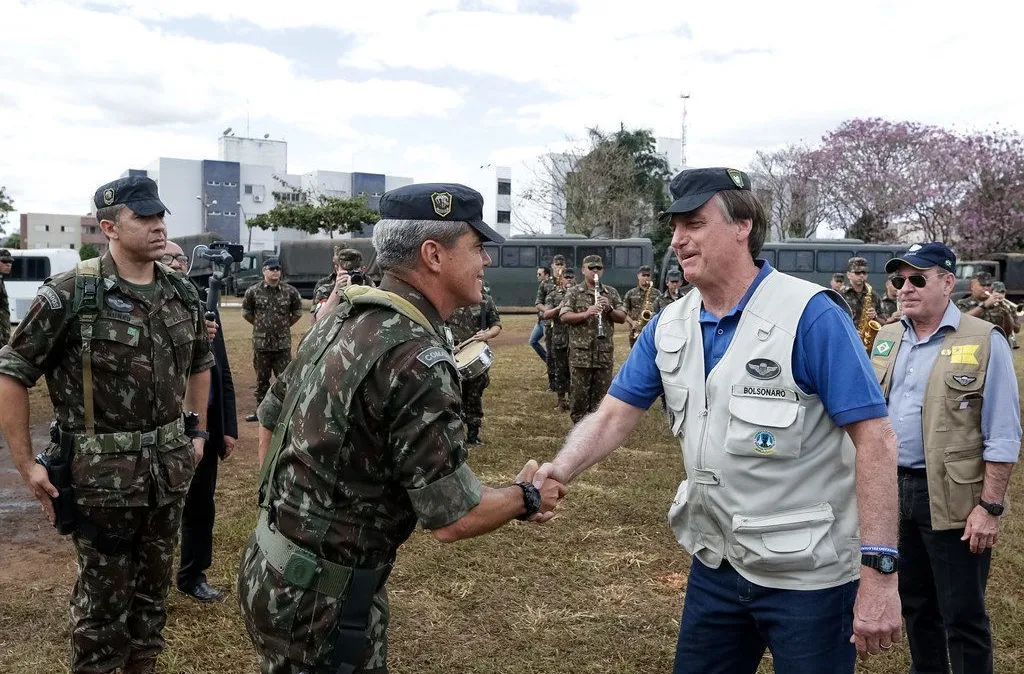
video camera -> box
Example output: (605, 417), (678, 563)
(195, 242), (245, 321)
(349, 270), (366, 286)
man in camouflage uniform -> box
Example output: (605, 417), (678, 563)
(992, 281), (1022, 348)
(541, 266), (575, 411)
(559, 254), (626, 424)
(0, 248), (12, 344)
(655, 268), (686, 314)
(842, 256), (882, 327)
(830, 272), (846, 293)
(956, 271), (1015, 341)
(532, 265), (556, 390)
(238, 182), (562, 674)
(623, 265), (656, 348)
(879, 277), (901, 325)
(0, 176), (213, 674)
(242, 257), (303, 422)
(312, 247), (368, 325)
(447, 288), (502, 445)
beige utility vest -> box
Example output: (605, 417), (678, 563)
(655, 270), (859, 590)
(871, 314), (995, 530)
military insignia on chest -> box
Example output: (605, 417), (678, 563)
(106, 295), (135, 313)
(952, 374), (977, 386)
(745, 358), (781, 380)
(753, 431), (776, 455)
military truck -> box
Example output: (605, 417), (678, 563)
(233, 238), (378, 298)
(953, 253), (1024, 304)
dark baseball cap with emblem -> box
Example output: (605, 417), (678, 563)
(378, 183), (504, 244)
(0, 249), (12, 262)
(662, 167), (752, 216)
(93, 176), (170, 217)
(884, 242), (957, 274)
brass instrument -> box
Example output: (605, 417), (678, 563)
(857, 282), (882, 352)
(594, 272), (606, 339)
(631, 280), (655, 340)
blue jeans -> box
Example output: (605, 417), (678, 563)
(528, 320), (547, 362)
(673, 559), (857, 674)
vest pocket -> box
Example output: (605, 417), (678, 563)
(944, 455), (984, 523)
(662, 383), (688, 436)
(656, 333), (686, 373)
(724, 395), (805, 459)
(730, 503), (839, 572)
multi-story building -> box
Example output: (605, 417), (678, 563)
(470, 165), (512, 239)
(20, 213), (105, 252)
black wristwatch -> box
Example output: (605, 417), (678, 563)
(979, 499), (1005, 517)
(515, 482), (541, 521)
(861, 552), (899, 575)
(183, 412), (209, 441)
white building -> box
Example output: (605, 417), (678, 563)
(19, 212), (105, 251)
(469, 165), (512, 238)
(655, 136), (685, 175)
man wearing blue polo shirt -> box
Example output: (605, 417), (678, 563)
(533, 167), (903, 673)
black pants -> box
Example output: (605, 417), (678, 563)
(177, 444), (219, 590)
(898, 469), (993, 674)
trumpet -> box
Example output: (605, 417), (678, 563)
(595, 273), (606, 339)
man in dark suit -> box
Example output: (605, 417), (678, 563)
(164, 241), (238, 602)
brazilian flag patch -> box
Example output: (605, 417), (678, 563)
(872, 340), (894, 357)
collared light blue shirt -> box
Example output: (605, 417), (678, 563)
(888, 301), (1022, 468)
(610, 260), (889, 428)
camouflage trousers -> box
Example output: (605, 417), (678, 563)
(238, 535), (390, 674)
(254, 349), (292, 406)
(544, 328), (555, 390)
(460, 371), (490, 428)
(0, 320), (9, 346)
(69, 499), (185, 673)
(569, 365), (613, 424)
(550, 347), (570, 395)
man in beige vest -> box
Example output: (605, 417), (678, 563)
(533, 167), (903, 673)
(871, 242), (1021, 674)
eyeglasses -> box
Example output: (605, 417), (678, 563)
(849, 270), (868, 276)
(266, 266), (281, 271)
(160, 254), (188, 265)
(588, 265), (603, 270)
(890, 273), (946, 290)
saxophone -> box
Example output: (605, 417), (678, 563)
(631, 281), (655, 340)
(856, 283), (882, 352)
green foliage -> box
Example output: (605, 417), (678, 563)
(78, 243), (100, 260)
(2, 233), (20, 249)
(248, 195), (380, 239)
(0, 186), (13, 235)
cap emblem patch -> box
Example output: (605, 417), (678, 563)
(102, 188), (115, 206)
(727, 168), (745, 189)
(431, 192), (453, 218)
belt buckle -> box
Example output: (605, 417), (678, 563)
(140, 430), (157, 447)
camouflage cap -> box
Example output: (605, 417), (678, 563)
(637, 265), (652, 274)
(973, 270), (993, 285)
(552, 254), (566, 264)
(666, 269), (683, 281)
(831, 272), (846, 283)
(333, 247), (363, 268)
(562, 266), (575, 278)
(992, 281), (1006, 293)
(582, 254), (603, 267)
(847, 256), (869, 272)
(0, 249), (12, 262)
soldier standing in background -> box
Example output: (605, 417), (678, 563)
(830, 272), (847, 293)
(623, 265), (655, 347)
(842, 256), (882, 325)
(0, 176), (213, 673)
(242, 257), (303, 422)
(559, 254), (626, 424)
(991, 281), (1021, 348)
(655, 269), (686, 313)
(542, 267), (575, 412)
(0, 248), (12, 344)
(956, 271), (1016, 342)
(532, 265), (556, 390)
(312, 247), (366, 325)
(879, 277), (901, 324)
(447, 288), (502, 445)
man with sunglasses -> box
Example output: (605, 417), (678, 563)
(842, 256), (882, 327)
(870, 243), (1020, 674)
(535, 167), (902, 673)
(241, 257), (303, 423)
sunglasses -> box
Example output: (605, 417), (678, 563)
(266, 266), (281, 271)
(160, 254), (188, 265)
(890, 273), (945, 290)
(588, 265), (603, 270)
(849, 270), (868, 276)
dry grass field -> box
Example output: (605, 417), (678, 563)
(2, 308), (1024, 673)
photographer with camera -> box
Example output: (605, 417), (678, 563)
(311, 247), (371, 324)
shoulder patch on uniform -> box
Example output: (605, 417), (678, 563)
(38, 286), (62, 310)
(417, 346), (456, 369)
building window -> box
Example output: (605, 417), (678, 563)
(614, 246), (643, 269)
(69, 243), (76, 249)
(497, 180), (512, 196)
(244, 184), (253, 194)
(501, 246), (537, 268)
(496, 210), (511, 224)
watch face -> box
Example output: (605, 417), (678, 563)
(879, 555), (896, 573)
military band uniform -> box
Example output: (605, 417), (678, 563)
(624, 284), (656, 349)
(841, 285), (882, 325)
(447, 293), (501, 443)
(560, 280), (623, 424)
(879, 295), (898, 322)
(535, 274), (556, 388)
(545, 285), (571, 398)
(0, 251), (213, 672)
(955, 296), (1015, 340)
(242, 279), (303, 407)
(239, 276), (484, 674)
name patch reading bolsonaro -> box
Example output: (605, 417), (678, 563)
(731, 385), (798, 402)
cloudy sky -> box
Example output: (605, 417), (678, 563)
(2, 0), (1022, 235)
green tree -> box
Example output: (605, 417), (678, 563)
(79, 243), (100, 260)
(2, 233), (20, 249)
(0, 186), (14, 236)
(249, 195), (380, 239)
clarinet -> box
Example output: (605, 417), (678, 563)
(595, 272), (606, 340)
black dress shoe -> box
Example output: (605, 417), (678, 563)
(178, 580), (225, 603)
(245, 412), (258, 422)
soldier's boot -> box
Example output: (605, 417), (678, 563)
(554, 393), (568, 412)
(467, 424), (485, 446)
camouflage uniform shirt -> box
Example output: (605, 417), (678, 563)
(879, 295), (898, 322)
(623, 285), (657, 323)
(841, 285), (882, 324)
(544, 287), (570, 348)
(0, 273), (9, 344)
(447, 294), (501, 345)
(242, 280), (303, 351)
(559, 281), (623, 367)
(0, 252), (214, 507)
(955, 297), (1014, 332)
(536, 277), (556, 327)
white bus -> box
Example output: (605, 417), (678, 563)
(6, 249), (81, 324)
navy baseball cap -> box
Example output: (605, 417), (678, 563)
(663, 167), (752, 217)
(378, 183), (504, 244)
(263, 257), (281, 269)
(94, 176), (170, 217)
(884, 242), (957, 274)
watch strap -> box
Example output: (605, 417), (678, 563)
(515, 482), (541, 521)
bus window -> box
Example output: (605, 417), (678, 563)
(865, 251), (895, 272)
(777, 250), (815, 273)
(815, 251), (854, 273)
(10, 257), (51, 280)
(501, 246), (537, 268)
(579, 246), (612, 265)
(484, 245), (500, 266)
(538, 246), (574, 268)
(613, 246), (643, 269)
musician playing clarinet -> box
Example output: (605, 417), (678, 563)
(447, 284), (501, 445)
(559, 254), (626, 424)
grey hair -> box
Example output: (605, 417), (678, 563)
(95, 204), (126, 225)
(711, 191), (769, 259)
(373, 219), (471, 273)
